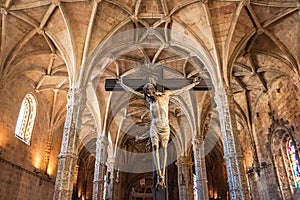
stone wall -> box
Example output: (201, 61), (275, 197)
(0, 80), (64, 200)
(248, 77), (300, 199)
(0, 157), (55, 200)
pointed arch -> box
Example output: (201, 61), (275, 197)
(269, 120), (299, 199)
(14, 93), (37, 145)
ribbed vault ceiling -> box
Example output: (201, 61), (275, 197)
(0, 0), (299, 163)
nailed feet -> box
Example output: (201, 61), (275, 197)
(156, 176), (166, 190)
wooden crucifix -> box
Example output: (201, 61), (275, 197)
(104, 78), (212, 91)
(104, 76), (211, 199)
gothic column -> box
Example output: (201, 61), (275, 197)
(192, 137), (209, 199)
(176, 156), (194, 200)
(214, 87), (250, 200)
(92, 134), (108, 200)
(105, 156), (119, 200)
(54, 88), (87, 200)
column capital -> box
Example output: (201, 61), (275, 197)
(95, 134), (108, 167)
(214, 86), (233, 100)
(192, 137), (204, 146)
(106, 156), (117, 168)
(57, 152), (77, 159)
(96, 134), (108, 146)
(67, 87), (87, 106)
(176, 156), (194, 167)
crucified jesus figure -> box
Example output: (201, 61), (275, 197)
(117, 78), (200, 189)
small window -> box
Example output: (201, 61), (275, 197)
(15, 94), (37, 145)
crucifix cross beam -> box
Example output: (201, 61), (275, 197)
(105, 78), (212, 91)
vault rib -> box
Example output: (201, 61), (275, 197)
(81, 1), (98, 67)
(160, 0), (169, 16)
(105, 0), (133, 16)
(169, 0), (202, 16)
(9, 0), (51, 11)
(245, 4), (262, 28)
(248, 54), (268, 92)
(262, 8), (298, 28)
(264, 29), (299, 74)
(250, 0), (298, 7)
(5, 30), (37, 74)
(40, 4), (57, 29)
(9, 11), (39, 28)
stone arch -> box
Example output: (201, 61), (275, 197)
(83, 27), (220, 89)
(85, 27), (219, 171)
(127, 174), (154, 200)
(269, 119), (299, 199)
(81, 27), (226, 200)
(74, 139), (97, 200)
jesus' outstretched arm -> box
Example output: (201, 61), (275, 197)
(116, 77), (144, 98)
(168, 77), (200, 96)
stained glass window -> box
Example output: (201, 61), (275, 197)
(287, 139), (300, 188)
(15, 94), (36, 145)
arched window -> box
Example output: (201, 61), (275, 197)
(287, 139), (300, 188)
(15, 93), (37, 145)
(271, 126), (300, 199)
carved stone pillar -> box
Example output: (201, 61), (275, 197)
(296, 139), (300, 159)
(214, 87), (250, 200)
(192, 137), (209, 199)
(176, 156), (194, 200)
(92, 134), (108, 200)
(53, 88), (87, 200)
(105, 156), (119, 200)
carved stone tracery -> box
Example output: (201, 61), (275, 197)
(192, 137), (209, 200)
(214, 87), (250, 200)
(176, 156), (194, 200)
(93, 134), (108, 200)
(54, 88), (87, 200)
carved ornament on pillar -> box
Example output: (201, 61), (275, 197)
(214, 87), (234, 134)
(192, 137), (209, 200)
(54, 88), (87, 200)
(93, 134), (108, 200)
(176, 156), (193, 185)
(214, 87), (250, 200)
(176, 156), (194, 200)
(61, 88), (87, 154)
(105, 156), (120, 199)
